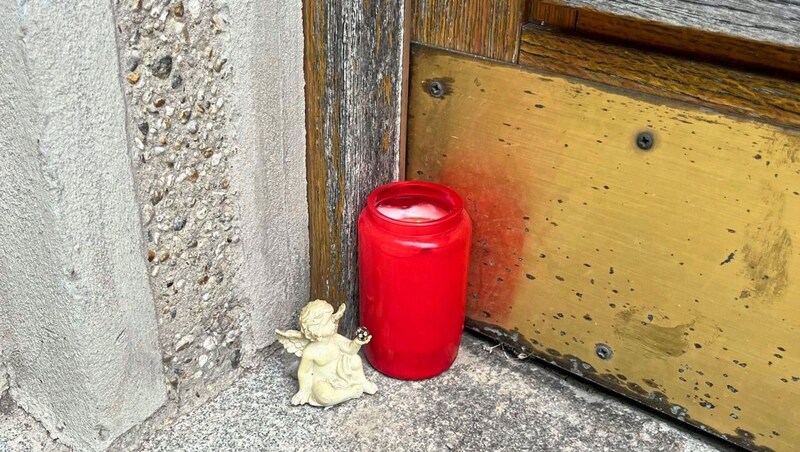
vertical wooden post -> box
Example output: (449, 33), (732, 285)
(303, 1), (408, 332)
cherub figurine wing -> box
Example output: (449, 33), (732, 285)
(275, 329), (310, 357)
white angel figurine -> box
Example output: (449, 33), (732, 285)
(276, 299), (377, 407)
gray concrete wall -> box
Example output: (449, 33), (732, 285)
(112, 0), (309, 421)
(0, 0), (308, 450)
(0, 1), (167, 450)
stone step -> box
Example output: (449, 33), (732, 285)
(136, 334), (732, 452)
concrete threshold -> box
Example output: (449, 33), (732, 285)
(138, 333), (731, 451)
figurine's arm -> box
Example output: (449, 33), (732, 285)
(291, 354), (314, 405)
(336, 333), (371, 355)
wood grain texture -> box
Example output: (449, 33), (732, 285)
(411, 0), (526, 62)
(527, 0), (577, 30)
(526, 1), (800, 77)
(547, 0), (800, 47)
(304, 1), (406, 333)
(519, 25), (800, 129)
(573, 9), (800, 78)
(407, 45), (800, 451)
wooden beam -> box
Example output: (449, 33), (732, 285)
(304, 1), (407, 333)
(526, 1), (800, 78)
(578, 12), (800, 78)
(546, 0), (800, 48)
(407, 44), (800, 452)
(410, 0), (526, 62)
(527, 0), (577, 31)
(518, 25), (800, 129)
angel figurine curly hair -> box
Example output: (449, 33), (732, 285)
(276, 299), (377, 407)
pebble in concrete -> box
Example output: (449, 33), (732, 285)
(115, 0), (244, 415)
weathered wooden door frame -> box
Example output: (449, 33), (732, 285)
(302, 1), (410, 333)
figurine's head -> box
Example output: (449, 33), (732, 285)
(300, 299), (344, 340)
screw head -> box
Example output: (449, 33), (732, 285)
(595, 343), (613, 360)
(636, 131), (654, 150)
(427, 80), (444, 98)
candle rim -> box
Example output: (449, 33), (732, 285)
(375, 200), (449, 223)
(366, 181), (464, 232)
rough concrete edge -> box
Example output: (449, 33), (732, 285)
(109, 342), (286, 451)
(106, 0), (173, 439)
(0, 5), (67, 446)
(105, 0), (201, 448)
(1, 351), (69, 451)
(0, 391), (71, 452)
(225, 0), (309, 360)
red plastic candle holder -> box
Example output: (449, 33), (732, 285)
(358, 181), (472, 380)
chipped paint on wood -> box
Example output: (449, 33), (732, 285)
(407, 45), (800, 451)
(614, 308), (695, 358)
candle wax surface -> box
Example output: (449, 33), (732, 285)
(376, 200), (449, 223)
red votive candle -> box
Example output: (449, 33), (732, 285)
(358, 181), (472, 379)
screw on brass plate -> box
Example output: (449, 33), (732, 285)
(636, 131), (654, 150)
(427, 80), (444, 98)
(595, 343), (613, 360)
